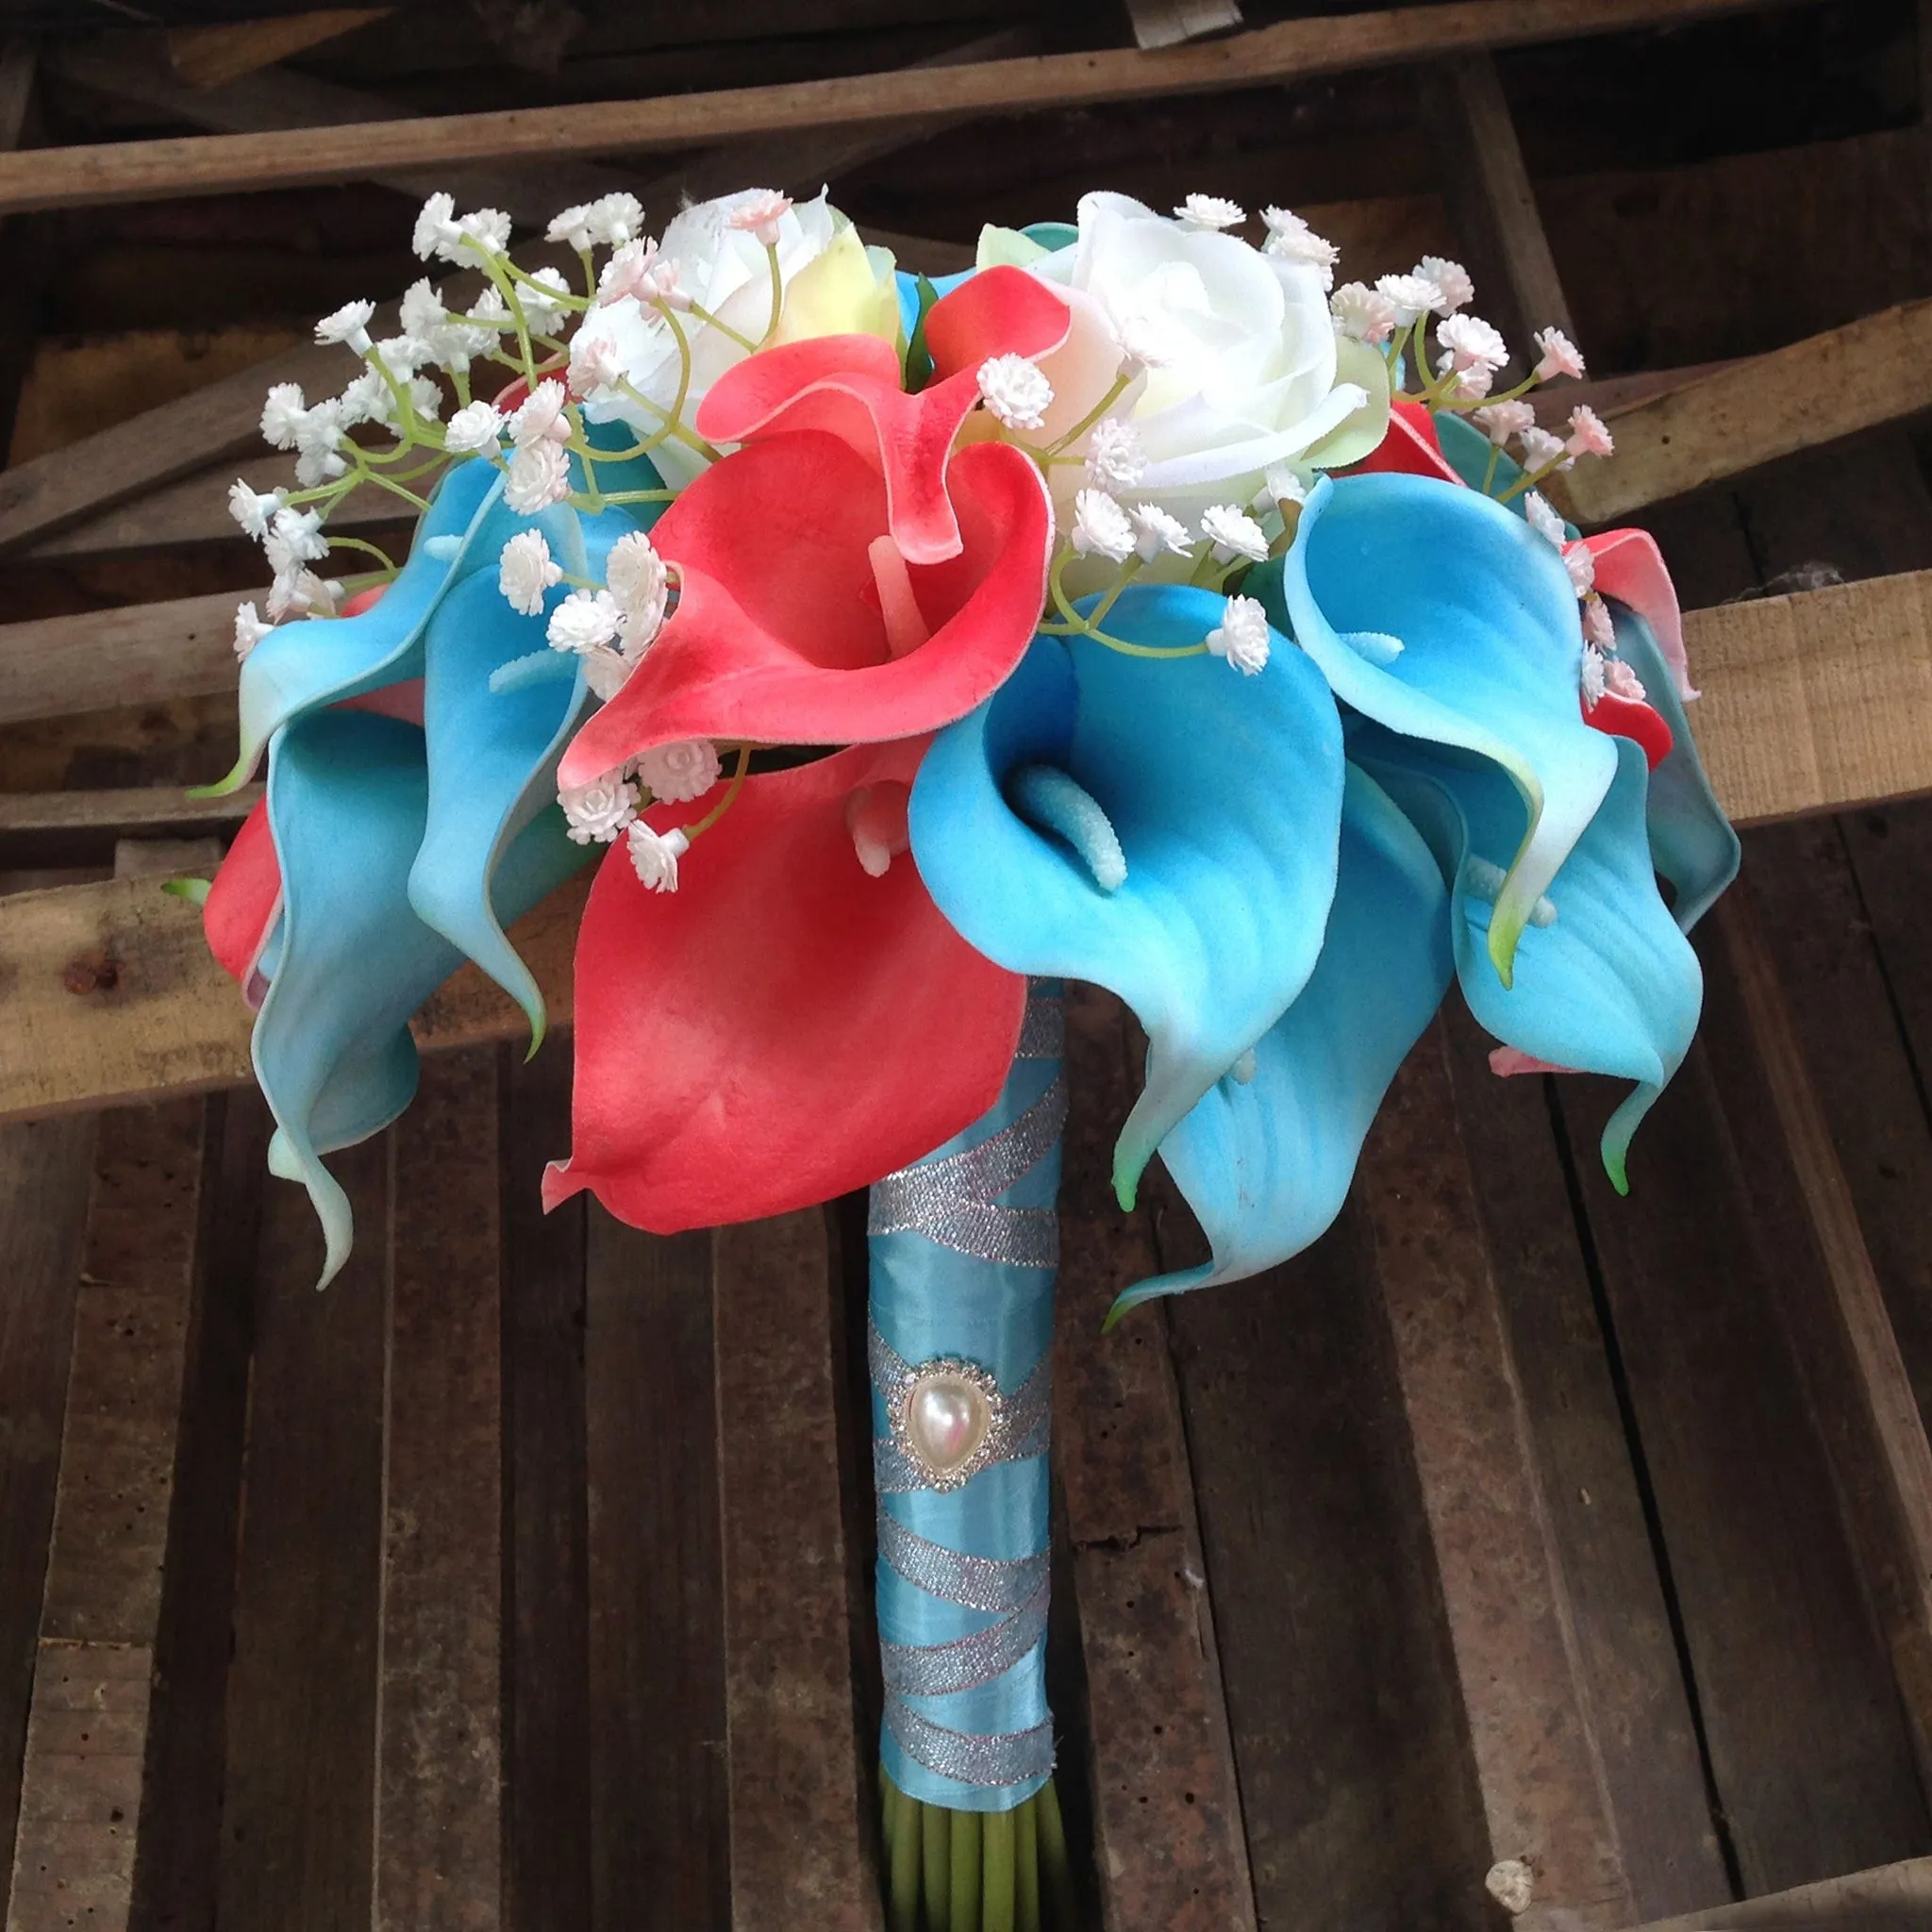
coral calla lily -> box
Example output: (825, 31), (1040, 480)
(545, 739), (1026, 1231)
(558, 430), (1053, 788)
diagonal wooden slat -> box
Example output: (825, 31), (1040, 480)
(1555, 300), (1932, 526)
(0, 0), (1798, 214)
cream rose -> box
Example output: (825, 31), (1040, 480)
(586, 190), (899, 489)
(1005, 192), (1388, 535)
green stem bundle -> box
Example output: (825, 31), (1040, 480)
(879, 1771), (1080, 1932)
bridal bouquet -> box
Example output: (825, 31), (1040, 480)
(192, 183), (1737, 1929)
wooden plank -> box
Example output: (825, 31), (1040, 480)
(0, 787), (258, 869)
(1421, 50), (1575, 368)
(1357, 1024), (1635, 1930)
(713, 1210), (875, 1931)
(0, 341), (345, 554)
(583, 1213), (727, 1931)
(0, 1113), (94, 1927)
(1555, 953), (1932, 1894)
(1058, 987), (1257, 1931)
(502, 1040), (593, 1932)
(126, 1088), (270, 1932)
(56, 36), (643, 226)
(1438, 1001), (1731, 1922)
(1557, 301), (1932, 525)
(215, 1131), (388, 1930)
(0, 866), (588, 1124)
(1682, 568), (1932, 825)
(376, 1047), (504, 1931)
(6, 1092), (208, 1932)
(0, 0), (1794, 213)
(1164, 1174), (1491, 1924)
(166, 9), (393, 89)
(1626, 1855), (1932, 1929)
(1713, 881), (1932, 1757)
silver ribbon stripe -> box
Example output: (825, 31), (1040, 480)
(885, 1699), (1057, 1790)
(867, 1074), (1067, 1269)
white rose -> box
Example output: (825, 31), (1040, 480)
(1023, 192), (1387, 530)
(581, 189), (860, 489)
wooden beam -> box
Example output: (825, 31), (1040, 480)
(1681, 567), (1932, 825)
(1624, 1853), (1932, 1929)
(1556, 299), (1932, 525)
(0, 592), (240, 728)
(1421, 50), (1574, 372)
(0, 0), (1793, 214)
(165, 9), (392, 90)
(0, 788), (259, 867)
(54, 36), (640, 229)
(0, 565), (1926, 1124)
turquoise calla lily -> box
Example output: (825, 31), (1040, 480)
(1111, 761), (1453, 1316)
(256, 709), (591, 1285)
(1612, 607), (1740, 932)
(1359, 728), (1702, 1193)
(408, 569), (591, 1047)
(1258, 472), (1618, 989)
(908, 586), (1345, 1214)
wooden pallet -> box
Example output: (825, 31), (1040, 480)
(7, 6), (1932, 1928)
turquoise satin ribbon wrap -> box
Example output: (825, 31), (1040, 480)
(869, 982), (1065, 1812)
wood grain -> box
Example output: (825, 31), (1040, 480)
(1557, 300), (1932, 525)
(584, 1217), (729, 1931)
(1626, 1854), (1932, 1929)
(377, 1048), (505, 1931)
(6, 1097), (207, 1932)
(1056, 987), (1257, 1931)
(0, 0), (1791, 213)
(501, 1041), (592, 1932)
(215, 1132), (388, 1930)
(165, 9), (393, 90)
(0, 1114), (94, 1929)
(0, 593), (244, 727)
(714, 1210), (876, 1931)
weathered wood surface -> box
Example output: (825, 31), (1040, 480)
(585, 1217), (728, 1932)
(0, 788), (258, 867)
(1056, 986), (1257, 1932)
(163, 9), (394, 90)
(1558, 300), (1932, 525)
(0, 0), (1793, 213)
(714, 1211), (879, 1932)
(377, 1048), (506, 1932)
(1625, 1855), (1932, 1930)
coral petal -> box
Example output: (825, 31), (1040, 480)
(559, 434), (1051, 788)
(204, 796), (281, 986)
(924, 264), (1074, 377)
(1350, 400), (1462, 486)
(546, 739), (1024, 1230)
(1585, 526), (1695, 699)
(1585, 690), (1674, 769)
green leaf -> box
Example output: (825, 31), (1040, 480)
(904, 274), (941, 391)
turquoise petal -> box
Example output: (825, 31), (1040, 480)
(408, 570), (591, 1047)
(220, 458), (504, 791)
(1361, 730), (1702, 1193)
(1113, 763), (1453, 1315)
(909, 587), (1345, 1210)
(1611, 607), (1740, 932)
(256, 709), (585, 1286)
(1261, 473), (1618, 987)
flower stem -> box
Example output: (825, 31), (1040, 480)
(758, 239), (785, 349)
(984, 1809), (1016, 1932)
(1037, 1783), (1079, 1930)
(923, 1798), (953, 1931)
(1041, 373), (1131, 458)
(1016, 1800), (1041, 1932)
(889, 1782), (921, 1932)
(951, 1811), (982, 1930)
(683, 747), (751, 839)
